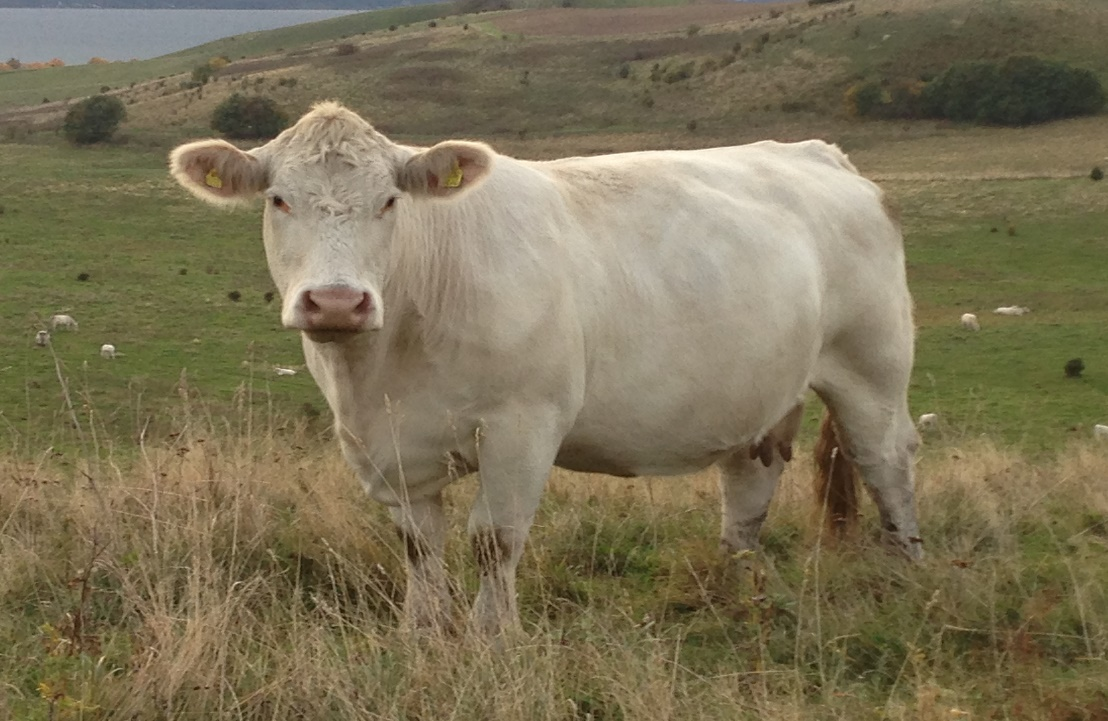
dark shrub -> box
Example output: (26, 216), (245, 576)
(178, 268), (187, 275)
(191, 63), (214, 85)
(618, 63), (630, 79)
(388, 24), (397, 31)
(211, 94), (288, 140)
(920, 56), (1105, 126)
(1064, 358), (1085, 378)
(63, 94), (126, 145)
(77, 272), (90, 281)
(1091, 166), (1104, 181)
(663, 61), (695, 84)
(227, 290), (242, 302)
(335, 43), (357, 56)
(264, 291), (275, 303)
(846, 79), (924, 119)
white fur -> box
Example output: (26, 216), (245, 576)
(960, 313), (979, 331)
(917, 413), (939, 430)
(1094, 424), (1108, 440)
(51, 314), (78, 330)
(169, 102), (922, 636)
(100, 343), (116, 359)
(993, 305), (1030, 316)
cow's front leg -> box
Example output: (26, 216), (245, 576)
(467, 417), (559, 637)
(390, 492), (454, 633)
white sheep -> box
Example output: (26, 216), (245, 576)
(917, 413), (939, 430)
(34, 330), (50, 347)
(993, 306), (1030, 316)
(1095, 424), (1108, 440)
(100, 343), (116, 359)
(960, 313), (980, 331)
(51, 314), (78, 330)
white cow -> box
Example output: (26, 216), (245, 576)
(34, 330), (50, 347)
(51, 314), (78, 330)
(169, 102), (922, 636)
(1095, 424), (1108, 440)
(960, 313), (980, 331)
(917, 413), (939, 430)
(994, 305), (1030, 316)
(100, 343), (116, 359)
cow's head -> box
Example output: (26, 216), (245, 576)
(169, 102), (493, 341)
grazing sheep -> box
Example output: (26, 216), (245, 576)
(100, 343), (116, 359)
(960, 313), (980, 331)
(274, 367), (297, 376)
(34, 330), (50, 347)
(51, 314), (78, 330)
(993, 306), (1030, 316)
(1095, 424), (1108, 440)
(917, 413), (939, 430)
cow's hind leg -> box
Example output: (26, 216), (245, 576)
(390, 492), (454, 632)
(718, 451), (784, 554)
(813, 382), (922, 559)
(718, 402), (803, 553)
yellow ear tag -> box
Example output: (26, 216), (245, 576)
(204, 168), (223, 189)
(444, 162), (463, 189)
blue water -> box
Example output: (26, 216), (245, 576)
(0, 8), (358, 66)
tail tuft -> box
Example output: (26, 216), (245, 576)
(813, 410), (859, 539)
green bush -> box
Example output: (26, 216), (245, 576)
(663, 61), (695, 84)
(63, 94), (126, 145)
(211, 94), (289, 140)
(920, 56), (1105, 126)
(845, 79), (925, 119)
(191, 63), (215, 85)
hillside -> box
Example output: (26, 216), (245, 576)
(0, 0), (434, 7)
(2, 0), (1106, 143)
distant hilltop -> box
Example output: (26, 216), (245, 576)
(0, 0), (436, 8)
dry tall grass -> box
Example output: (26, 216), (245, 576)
(2, 407), (1107, 720)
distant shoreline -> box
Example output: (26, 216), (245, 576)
(0, 2), (404, 8)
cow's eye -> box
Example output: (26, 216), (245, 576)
(272, 196), (290, 213)
(383, 196), (397, 212)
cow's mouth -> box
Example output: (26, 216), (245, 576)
(302, 328), (367, 344)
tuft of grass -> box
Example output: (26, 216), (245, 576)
(2, 407), (1107, 720)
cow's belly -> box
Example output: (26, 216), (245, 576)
(562, 293), (822, 478)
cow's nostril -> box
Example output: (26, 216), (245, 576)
(302, 292), (321, 312)
(354, 293), (371, 315)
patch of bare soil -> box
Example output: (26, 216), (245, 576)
(492, 2), (797, 38)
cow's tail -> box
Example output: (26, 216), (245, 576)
(813, 409), (858, 540)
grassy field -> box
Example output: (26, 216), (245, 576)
(1, 424), (1106, 719)
(1, 0), (1108, 718)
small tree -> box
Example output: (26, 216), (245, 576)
(191, 63), (215, 85)
(63, 94), (126, 145)
(211, 94), (288, 140)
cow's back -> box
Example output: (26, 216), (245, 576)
(527, 140), (902, 476)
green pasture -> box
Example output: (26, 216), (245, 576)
(0, 143), (320, 451)
(1, 139), (1106, 453)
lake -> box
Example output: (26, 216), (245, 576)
(0, 8), (359, 66)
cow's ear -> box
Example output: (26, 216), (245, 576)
(399, 141), (493, 198)
(169, 139), (268, 207)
